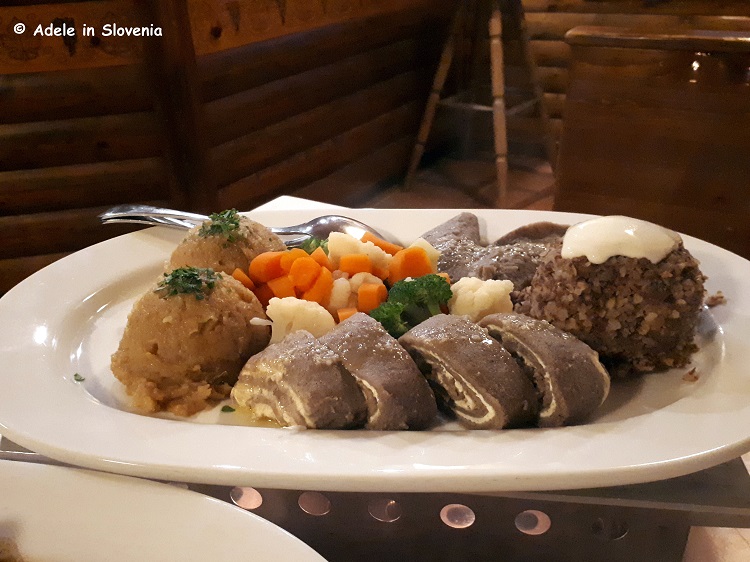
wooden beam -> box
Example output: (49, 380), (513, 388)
(524, 0), (750, 17)
(291, 136), (416, 207)
(210, 69), (430, 188)
(526, 12), (750, 41)
(0, 113), (163, 171)
(0, 202), (167, 260)
(0, 159), (170, 215)
(218, 101), (422, 209)
(198, 5), (453, 101)
(0, 65), (151, 123)
(204, 37), (437, 146)
(142, 0), (213, 212)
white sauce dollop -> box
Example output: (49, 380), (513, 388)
(561, 215), (681, 264)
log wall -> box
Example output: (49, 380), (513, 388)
(0, 0), (452, 293)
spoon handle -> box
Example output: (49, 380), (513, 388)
(99, 205), (207, 230)
(98, 205), (311, 246)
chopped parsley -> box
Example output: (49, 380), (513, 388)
(73, 373), (85, 382)
(199, 209), (242, 243)
(155, 267), (219, 300)
(300, 236), (328, 255)
(221, 405), (236, 413)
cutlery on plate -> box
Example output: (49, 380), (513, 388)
(98, 204), (390, 246)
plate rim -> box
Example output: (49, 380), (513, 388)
(1, 207), (749, 493)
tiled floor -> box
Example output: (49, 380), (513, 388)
(363, 153), (555, 211)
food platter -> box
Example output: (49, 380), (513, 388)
(0, 208), (748, 492)
(0, 459), (326, 561)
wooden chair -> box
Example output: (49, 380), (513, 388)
(404, 0), (556, 207)
(553, 26), (750, 259)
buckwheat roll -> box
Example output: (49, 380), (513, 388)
(231, 330), (367, 429)
(320, 313), (437, 430)
(480, 313), (610, 428)
(398, 314), (537, 429)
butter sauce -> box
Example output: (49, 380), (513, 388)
(562, 215), (681, 264)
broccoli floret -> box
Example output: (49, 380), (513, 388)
(369, 274), (452, 337)
(369, 301), (411, 339)
(300, 236), (328, 255)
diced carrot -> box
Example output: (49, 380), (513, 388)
(279, 248), (309, 274)
(437, 272), (451, 284)
(302, 266), (333, 304)
(338, 254), (372, 276)
(357, 282), (388, 313)
(337, 307), (359, 323)
(361, 232), (404, 256)
(388, 246), (433, 285)
(249, 251), (285, 283)
(231, 268), (255, 290)
(289, 256), (322, 292)
(253, 283), (274, 308)
(372, 265), (389, 281)
(309, 246), (332, 270)
(267, 275), (296, 299)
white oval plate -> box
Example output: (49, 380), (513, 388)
(0, 208), (749, 492)
(0, 459), (325, 562)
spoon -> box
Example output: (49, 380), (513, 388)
(98, 204), (390, 246)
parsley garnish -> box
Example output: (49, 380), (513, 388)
(155, 267), (219, 300)
(199, 209), (242, 243)
(300, 237), (328, 255)
(73, 373), (85, 382)
(221, 405), (236, 413)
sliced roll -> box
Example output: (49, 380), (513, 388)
(398, 314), (537, 429)
(231, 330), (366, 429)
(479, 313), (610, 427)
(320, 313), (437, 430)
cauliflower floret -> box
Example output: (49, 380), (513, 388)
(326, 273), (385, 315)
(448, 277), (514, 322)
(408, 238), (440, 272)
(348, 272), (383, 292)
(326, 277), (353, 314)
(266, 297), (336, 343)
(327, 232), (392, 272)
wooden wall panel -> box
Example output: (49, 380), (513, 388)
(204, 36), (436, 146)
(201, 3), (452, 209)
(188, 0), (438, 55)
(0, 1), (453, 293)
(217, 101), (423, 210)
(524, 1), (750, 17)
(520, 0), (750, 146)
(0, 158), (171, 215)
(0, 0), (145, 74)
(198, 5), (451, 101)
(0, 112), (164, 171)
(0, 203), (163, 260)
(291, 136), (416, 206)
(0, 65), (153, 123)
(210, 69), (430, 188)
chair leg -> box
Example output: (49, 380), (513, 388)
(404, 3), (466, 190)
(512, 0), (557, 169)
(489, 1), (509, 205)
